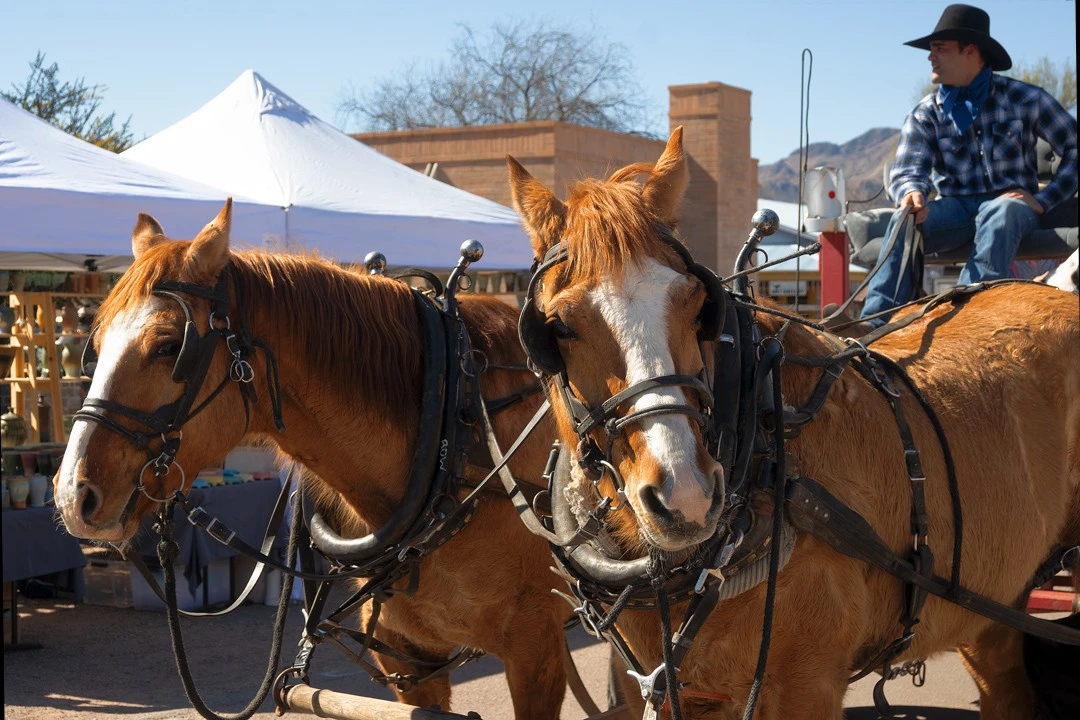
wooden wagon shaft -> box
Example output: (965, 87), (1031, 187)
(279, 684), (480, 720)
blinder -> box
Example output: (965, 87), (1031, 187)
(81, 328), (98, 378)
(156, 290), (203, 383)
(80, 290), (205, 384)
(518, 295), (563, 377)
(690, 263), (725, 342)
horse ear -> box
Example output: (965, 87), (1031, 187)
(642, 126), (689, 224)
(132, 213), (167, 260)
(186, 198), (232, 279)
(507, 155), (566, 260)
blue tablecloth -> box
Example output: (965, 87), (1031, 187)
(2, 506), (87, 584)
(131, 479), (287, 596)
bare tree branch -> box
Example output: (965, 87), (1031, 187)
(337, 19), (655, 135)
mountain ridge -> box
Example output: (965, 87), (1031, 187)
(758, 127), (901, 209)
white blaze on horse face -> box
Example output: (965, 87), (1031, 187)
(590, 259), (715, 526)
(56, 301), (159, 516)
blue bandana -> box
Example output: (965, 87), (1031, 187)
(941, 66), (993, 135)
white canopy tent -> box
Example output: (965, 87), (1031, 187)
(122, 70), (532, 269)
(0, 98), (281, 272)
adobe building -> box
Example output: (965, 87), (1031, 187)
(354, 82), (758, 274)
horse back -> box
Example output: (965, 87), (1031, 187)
(784, 284), (1078, 645)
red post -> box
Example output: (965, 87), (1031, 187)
(818, 231), (849, 313)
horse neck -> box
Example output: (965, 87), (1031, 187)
(236, 258), (422, 524)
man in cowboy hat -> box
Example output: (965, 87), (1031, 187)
(858, 3), (1077, 326)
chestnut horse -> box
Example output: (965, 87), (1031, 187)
(52, 203), (572, 719)
(507, 127), (1080, 719)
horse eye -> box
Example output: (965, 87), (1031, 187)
(551, 317), (577, 341)
(156, 342), (182, 358)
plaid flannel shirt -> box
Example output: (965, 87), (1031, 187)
(890, 74), (1078, 212)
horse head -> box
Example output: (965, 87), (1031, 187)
(55, 200), (254, 542)
(509, 128), (726, 554)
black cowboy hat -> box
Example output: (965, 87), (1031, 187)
(904, 4), (1012, 71)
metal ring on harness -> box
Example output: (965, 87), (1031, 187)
(138, 458), (187, 503)
(208, 311), (231, 331)
(460, 348), (488, 378)
(595, 460), (629, 512)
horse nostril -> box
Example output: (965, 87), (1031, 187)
(638, 484), (676, 525)
(712, 468), (724, 495)
(77, 482), (101, 523)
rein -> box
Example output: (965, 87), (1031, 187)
(151, 481), (301, 720)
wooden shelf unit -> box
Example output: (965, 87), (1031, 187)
(3, 291), (102, 444)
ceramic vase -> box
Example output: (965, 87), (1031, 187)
(2, 451), (21, 477)
(8, 475), (29, 509)
(28, 473), (48, 508)
(1, 411), (28, 447)
(59, 336), (84, 378)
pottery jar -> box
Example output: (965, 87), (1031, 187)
(8, 475), (29, 509)
(29, 473), (48, 507)
(1, 411), (28, 447)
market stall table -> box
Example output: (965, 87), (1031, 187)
(2, 505), (87, 649)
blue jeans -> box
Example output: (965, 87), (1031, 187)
(860, 192), (1039, 324)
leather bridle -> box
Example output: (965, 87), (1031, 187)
(74, 265), (284, 504)
(518, 226), (727, 500)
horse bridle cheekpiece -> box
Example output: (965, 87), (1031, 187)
(75, 265), (279, 503)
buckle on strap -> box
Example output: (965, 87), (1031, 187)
(186, 506), (237, 545)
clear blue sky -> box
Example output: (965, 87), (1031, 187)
(2, 0), (1075, 165)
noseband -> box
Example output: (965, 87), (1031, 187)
(518, 225), (728, 495)
(74, 265), (284, 503)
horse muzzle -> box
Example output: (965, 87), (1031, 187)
(632, 467), (724, 552)
(54, 464), (138, 542)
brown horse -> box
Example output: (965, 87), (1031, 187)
(52, 203), (572, 719)
(507, 127), (1080, 719)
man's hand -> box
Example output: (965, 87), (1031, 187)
(999, 189), (1044, 215)
(901, 191), (929, 224)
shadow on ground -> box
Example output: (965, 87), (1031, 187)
(844, 708), (978, 720)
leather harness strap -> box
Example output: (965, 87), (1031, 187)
(787, 477), (1080, 646)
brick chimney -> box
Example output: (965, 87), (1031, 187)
(669, 83), (758, 274)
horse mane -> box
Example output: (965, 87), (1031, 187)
(97, 242), (422, 426)
(557, 163), (683, 287)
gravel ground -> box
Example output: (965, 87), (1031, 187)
(4, 589), (982, 719)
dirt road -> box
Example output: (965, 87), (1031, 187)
(4, 593), (980, 719)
